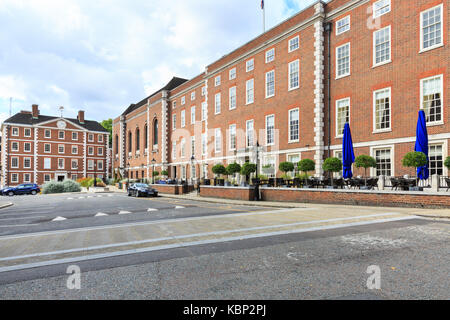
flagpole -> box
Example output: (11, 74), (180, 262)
(262, 1), (266, 33)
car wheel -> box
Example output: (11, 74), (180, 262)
(31, 190), (37, 195)
(135, 191), (140, 197)
(8, 191), (14, 197)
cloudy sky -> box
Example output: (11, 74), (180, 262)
(0, 0), (318, 125)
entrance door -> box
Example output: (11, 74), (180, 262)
(57, 175), (65, 182)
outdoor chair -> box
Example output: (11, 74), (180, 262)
(390, 177), (401, 190)
(334, 178), (345, 189)
(367, 178), (379, 190)
(268, 178), (275, 188)
(445, 178), (450, 192)
(293, 178), (301, 188)
(276, 178), (285, 187)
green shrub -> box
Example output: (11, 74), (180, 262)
(323, 157), (343, 186)
(355, 155), (376, 178)
(402, 152), (427, 169)
(42, 181), (65, 194)
(62, 180), (82, 192)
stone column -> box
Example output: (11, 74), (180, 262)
(431, 174), (439, 192)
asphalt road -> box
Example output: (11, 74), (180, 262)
(0, 193), (448, 300)
(0, 193), (266, 236)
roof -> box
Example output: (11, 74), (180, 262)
(3, 113), (108, 132)
(122, 77), (188, 116)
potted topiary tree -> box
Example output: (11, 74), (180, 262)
(279, 162), (294, 185)
(355, 155), (377, 189)
(240, 163), (256, 186)
(212, 164), (227, 186)
(402, 151), (427, 191)
(445, 157), (450, 177)
(297, 159), (315, 188)
(323, 157), (343, 188)
(226, 163), (241, 186)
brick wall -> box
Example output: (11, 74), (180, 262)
(200, 186), (256, 201)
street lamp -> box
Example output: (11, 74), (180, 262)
(94, 162), (97, 187)
(255, 141), (261, 201)
(190, 155), (195, 185)
(141, 163), (145, 183)
(126, 162), (130, 186)
(151, 158), (156, 184)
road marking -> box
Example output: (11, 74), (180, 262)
(147, 208), (158, 212)
(0, 224), (40, 228)
(0, 208), (379, 240)
(67, 198), (74, 200)
(95, 213), (108, 217)
(52, 217), (67, 222)
(78, 197), (85, 199)
(0, 216), (45, 221)
(175, 206), (185, 209)
(119, 211), (132, 215)
(0, 216), (417, 273)
(97, 195), (103, 198)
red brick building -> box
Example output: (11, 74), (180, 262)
(1, 105), (110, 186)
(113, 0), (449, 182)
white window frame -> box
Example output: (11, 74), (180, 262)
(11, 127), (19, 137)
(229, 86), (237, 110)
(58, 131), (65, 140)
(288, 60), (300, 91)
(191, 136), (195, 156)
(44, 129), (51, 138)
(173, 101), (177, 109)
(246, 59), (254, 72)
(229, 124), (236, 151)
(191, 106), (196, 124)
(172, 142), (177, 160)
(24, 142), (31, 153)
(215, 93), (221, 115)
(71, 159), (78, 170)
(201, 102), (207, 121)
(336, 15), (350, 35)
(215, 128), (222, 153)
(428, 142), (447, 176)
(97, 160), (103, 171)
(44, 158), (51, 169)
(201, 86), (206, 97)
(23, 173), (31, 183)
(172, 114), (176, 130)
(336, 98), (351, 138)
(370, 145), (394, 177)
(11, 142), (19, 152)
(72, 146), (78, 155)
(44, 174), (51, 182)
(88, 134), (94, 142)
(24, 128), (31, 137)
(98, 134), (103, 143)
(181, 110), (186, 128)
(266, 114), (275, 146)
(265, 48), (275, 63)
(98, 147), (103, 156)
(215, 75), (221, 87)
(373, 87), (392, 133)
(58, 158), (65, 170)
(58, 144), (65, 154)
(288, 36), (299, 52)
(420, 74), (444, 126)
(191, 91), (196, 101)
(181, 138), (186, 158)
(373, 25), (391, 67)
(420, 4), (444, 52)
(11, 173), (18, 183)
(181, 96), (185, 105)
(72, 132), (78, 141)
(87, 160), (94, 171)
(373, 0), (391, 19)
(288, 108), (300, 143)
(246, 120), (254, 148)
(265, 70), (275, 98)
(202, 134), (207, 156)
(44, 143), (51, 153)
(246, 79), (254, 105)
(88, 146), (94, 156)
(229, 67), (236, 80)
(336, 42), (351, 79)
(11, 157), (19, 168)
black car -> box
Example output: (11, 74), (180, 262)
(1, 184), (41, 196)
(127, 183), (158, 197)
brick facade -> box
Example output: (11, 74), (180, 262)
(1, 106), (109, 186)
(112, 0), (449, 184)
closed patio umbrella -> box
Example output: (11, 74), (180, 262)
(342, 123), (355, 179)
(415, 110), (429, 180)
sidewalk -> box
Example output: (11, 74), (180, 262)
(158, 193), (450, 219)
(0, 202), (13, 209)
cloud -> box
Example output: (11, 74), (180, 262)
(0, 0), (318, 123)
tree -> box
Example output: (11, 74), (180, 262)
(212, 164), (227, 178)
(160, 170), (169, 177)
(297, 159), (315, 177)
(323, 157), (343, 187)
(279, 162), (295, 180)
(402, 152), (427, 185)
(355, 155), (377, 186)
(226, 163), (241, 177)
(444, 157), (450, 177)
(240, 163), (257, 183)
(101, 119), (113, 146)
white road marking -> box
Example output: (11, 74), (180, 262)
(67, 198), (74, 200)
(95, 213), (108, 217)
(0, 216), (45, 221)
(0, 216), (417, 273)
(0, 210), (398, 240)
(52, 217), (67, 222)
(118, 211), (132, 215)
(97, 195), (103, 198)
(175, 206), (185, 209)
(78, 197), (85, 199)
(147, 208), (158, 212)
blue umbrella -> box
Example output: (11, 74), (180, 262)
(342, 123), (355, 179)
(415, 110), (429, 180)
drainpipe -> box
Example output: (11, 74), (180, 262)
(325, 22), (332, 158)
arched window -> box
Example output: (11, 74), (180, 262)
(144, 124), (148, 149)
(136, 128), (140, 151)
(153, 119), (158, 146)
(115, 135), (118, 155)
(128, 131), (132, 152)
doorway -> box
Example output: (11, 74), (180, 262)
(57, 175), (65, 182)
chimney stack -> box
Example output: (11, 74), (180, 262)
(32, 104), (39, 119)
(78, 110), (85, 124)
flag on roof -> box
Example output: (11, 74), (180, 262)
(261, 0), (264, 10)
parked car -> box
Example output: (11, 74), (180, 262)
(127, 183), (158, 197)
(1, 184), (41, 196)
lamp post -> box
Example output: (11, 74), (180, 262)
(255, 141), (261, 201)
(141, 163), (145, 183)
(93, 162), (97, 187)
(190, 155), (196, 185)
(151, 158), (156, 184)
(126, 162), (130, 186)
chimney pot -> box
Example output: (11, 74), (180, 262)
(78, 110), (85, 124)
(32, 104), (39, 119)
